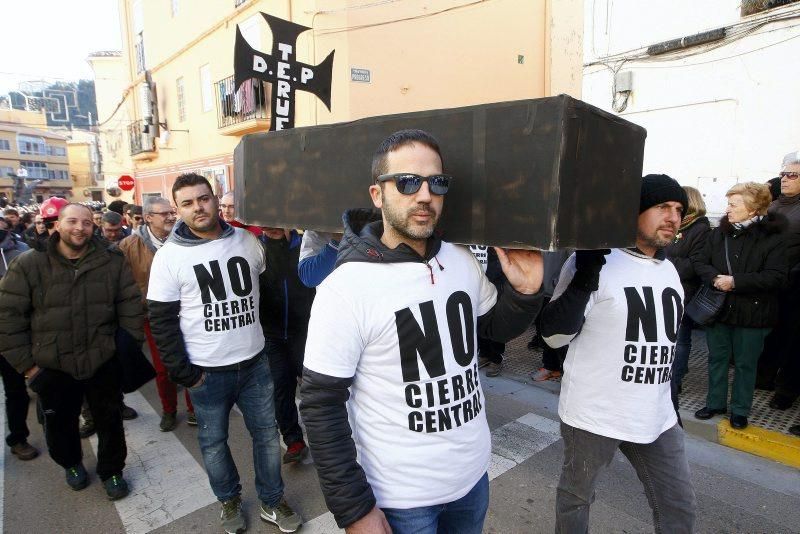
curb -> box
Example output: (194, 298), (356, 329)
(717, 419), (800, 469)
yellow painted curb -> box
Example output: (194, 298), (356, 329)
(718, 420), (800, 469)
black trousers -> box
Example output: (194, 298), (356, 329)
(265, 336), (306, 447)
(33, 359), (126, 480)
(0, 355), (31, 447)
(478, 337), (505, 364)
(758, 289), (800, 400)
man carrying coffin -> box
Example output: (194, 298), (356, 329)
(300, 129), (544, 533)
(540, 174), (697, 533)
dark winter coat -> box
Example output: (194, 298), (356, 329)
(259, 231), (315, 340)
(300, 208), (543, 529)
(768, 194), (800, 287)
(23, 225), (49, 252)
(0, 233), (144, 378)
(693, 214), (787, 328)
(665, 216), (711, 303)
(0, 231), (29, 278)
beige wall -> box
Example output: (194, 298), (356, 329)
(102, 0), (583, 198)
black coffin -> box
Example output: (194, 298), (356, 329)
(234, 94), (646, 250)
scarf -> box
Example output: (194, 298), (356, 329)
(732, 215), (762, 231)
(147, 225), (166, 250)
(679, 212), (701, 232)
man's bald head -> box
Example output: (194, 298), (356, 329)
(220, 191), (236, 223)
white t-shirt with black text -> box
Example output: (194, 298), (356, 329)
(304, 242), (497, 509)
(147, 228), (266, 367)
(552, 249), (682, 443)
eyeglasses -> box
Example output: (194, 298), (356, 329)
(376, 173), (452, 195)
(44, 221), (55, 230)
(133, 216), (143, 221)
(780, 171), (800, 180)
(149, 210), (177, 218)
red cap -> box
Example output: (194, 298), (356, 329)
(40, 197), (69, 220)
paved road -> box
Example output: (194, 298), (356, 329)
(2, 372), (798, 533)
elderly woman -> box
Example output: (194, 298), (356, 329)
(693, 182), (787, 429)
(665, 187), (711, 401)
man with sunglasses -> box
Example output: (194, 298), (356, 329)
(300, 129), (544, 534)
(758, 150), (800, 411)
(24, 213), (50, 251)
(119, 197), (196, 432)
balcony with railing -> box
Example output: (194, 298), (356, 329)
(128, 120), (156, 159)
(215, 75), (271, 136)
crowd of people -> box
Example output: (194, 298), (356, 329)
(0, 132), (797, 534)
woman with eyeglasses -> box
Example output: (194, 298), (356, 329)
(757, 150), (800, 412)
(693, 182), (788, 430)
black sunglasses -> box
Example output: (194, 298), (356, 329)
(376, 173), (452, 195)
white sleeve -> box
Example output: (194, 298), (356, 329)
(299, 231), (335, 262)
(147, 247), (180, 302)
(303, 281), (365, 378)
(243, 230), (266, 274)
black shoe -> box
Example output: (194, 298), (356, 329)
(103, 474), (129, 500)
(694, 407), (725, 420)
(10, 440), (39, 461)
(769, 394), (794, 411)
(79, 418), (96, 439)
(121, 404), (138, 420)
(730, 415), (748, 430)
(65, 464), (89, 491)
(755, 380), (775, 391)
(160, 412), (177, 432)
(789, 424), (800, 437)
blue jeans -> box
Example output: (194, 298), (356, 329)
(188, 351), (284, 506)
(382, 473), (489, 534)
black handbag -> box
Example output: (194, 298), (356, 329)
(115, 327), (156, 393)
(685, 237), (732, 326)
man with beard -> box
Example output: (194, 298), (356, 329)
(540, 174), (696, 533)
(120, 197), (195, 431)
(0, 204), (142, 500)
(101, 211), (126, 244)
(300, 129), (545, 533)
(147, 174), (301, 533)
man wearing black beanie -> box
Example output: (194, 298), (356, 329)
(539, 173), (696, 533)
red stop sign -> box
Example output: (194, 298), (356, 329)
(118, 175), (135, 191)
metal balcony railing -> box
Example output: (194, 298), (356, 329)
(215, 75), (271, 130)
(128, 120), (155, 155)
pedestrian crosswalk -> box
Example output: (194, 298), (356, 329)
(0, 376), (566, 533)
(86, 391), (216, 534)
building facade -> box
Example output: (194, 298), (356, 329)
(582, 0), (800, 216)
(0, 109), (73, 203)
(93, 0), (583, 202)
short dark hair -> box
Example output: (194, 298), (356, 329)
(123, 203), (133, 214)
(107, 200), (126, 215)
(102, 211), (123, 225)
(172, 173), (213, 202)
(3, 208), (19, 217)
(371, 129), (443, 182)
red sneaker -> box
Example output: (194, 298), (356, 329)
(283, 440), (307, 464)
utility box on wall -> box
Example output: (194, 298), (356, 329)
(234, 95), (647, 250)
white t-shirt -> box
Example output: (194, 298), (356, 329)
(552, 249), (683, 443)
(304, 242), (497, 509)
(147, 227), (266, 366)
(468, 245), (489, 273)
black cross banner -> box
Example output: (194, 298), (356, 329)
(234, 13), (334, 131)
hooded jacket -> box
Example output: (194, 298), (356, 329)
(694, 213), (787, 328)
(0, 230), (28, 278)
(0, 233), (143, 378)
(300, 208), (543, 528)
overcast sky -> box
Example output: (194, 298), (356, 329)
(0, 0), (122, 94)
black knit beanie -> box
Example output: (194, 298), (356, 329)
(639, 174), (688, 214)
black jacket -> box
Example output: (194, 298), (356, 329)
(768, 195), (800, 288)
(693, 214), (787, 328)
(664, 217), (711, 303)
(299, 208), (543, 528)
(259, 231), (315, 340)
